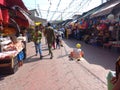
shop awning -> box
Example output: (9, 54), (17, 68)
(19, 10), (35, 26)
(82, 7), (100, 18)
(0, 0), (28, 13)
(12, 6), (34, 27)
(90, 2), (120, 18)
(6, 0), (28, 12)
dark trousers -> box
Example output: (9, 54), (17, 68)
(48, 43), (53, 57)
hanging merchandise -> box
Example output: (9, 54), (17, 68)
(115, 15), (120, 22)
(0, 24), (3, 35)
(0, 0), (6, 6)
(0, 9), (3, 34)
(2, 9), (9, 24)
(0, 8), (3, 23)
(107, 14), (114, 20)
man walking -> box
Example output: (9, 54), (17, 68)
(32, 26), (43, 59)
(45, 22), (55, 59)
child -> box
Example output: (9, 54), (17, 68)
(58, 30), (63, 47)
(69, 43), (84, 61)
(56, 34), (60, 49)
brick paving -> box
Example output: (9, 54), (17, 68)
(0, 37), (119, 90)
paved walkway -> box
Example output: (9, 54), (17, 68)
(0, 37), (119, 90)
(64, 39), (120, 70)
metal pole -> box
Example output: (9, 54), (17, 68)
(37, 4), (42, 18)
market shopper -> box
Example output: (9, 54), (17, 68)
(110, 56), (120, 90)
(32, 26), (43, 59)
(52, 41), (56, 49)
(44, 22), (55, 59)
(57, 30), (63, 47)
(55, 33), (60, 49)
(111, 73), (120, 90)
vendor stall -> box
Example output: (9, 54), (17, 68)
(0, 35), (26, 74)
(0, 0), (31, 74)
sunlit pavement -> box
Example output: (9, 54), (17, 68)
(0, 37), (119, 90)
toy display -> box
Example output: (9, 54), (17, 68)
(69, 43), (84, 61)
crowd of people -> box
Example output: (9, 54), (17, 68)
(61, 17), (120, 48)
(25, 20), (120, 90)
(27, 22), (64, 60)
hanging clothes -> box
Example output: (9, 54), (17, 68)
(0, 0), (6, 6)
(2, 9), (9, 24)
(0, 8), (3, 24)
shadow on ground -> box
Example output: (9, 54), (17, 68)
(24, 53), (52, 64)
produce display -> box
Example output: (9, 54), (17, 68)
(0, 51), (17, 59)
(3, 40), (24, 50)
(0, 40), (24, 59)
(3, 27), (17, 36)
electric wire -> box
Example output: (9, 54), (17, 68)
(62, 1), (83, 20)
(63, 0), (92, 20)
(50, 0), (62, 20)
(39, 9), (81, 13)
(23, 0), (97, 21)
(46, 0), (52, 19)
(55, 0), (85, 20)
(55, 0), (77, 20)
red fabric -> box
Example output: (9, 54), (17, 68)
(14, 10), (29, 27)
(0, 0), (29, 27)
(100, 23), (107, 30)
(6, 0), (28, 12)
(14, 18), (29, 27)
(16, 11), (25, 18)
(82, 21), (88, 29)
(0, 9), (3, 22)
(0, 0), (6, 6)
(2, 9), (9, 24)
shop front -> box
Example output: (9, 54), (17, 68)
(0, 0), (33, 74)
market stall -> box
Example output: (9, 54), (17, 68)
(0, 35), (26, 74)
(0, 0), (32, 74)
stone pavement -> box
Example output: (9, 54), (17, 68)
(0, 37), (111, 90)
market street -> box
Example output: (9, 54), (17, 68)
(0, 37), (119, 90)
